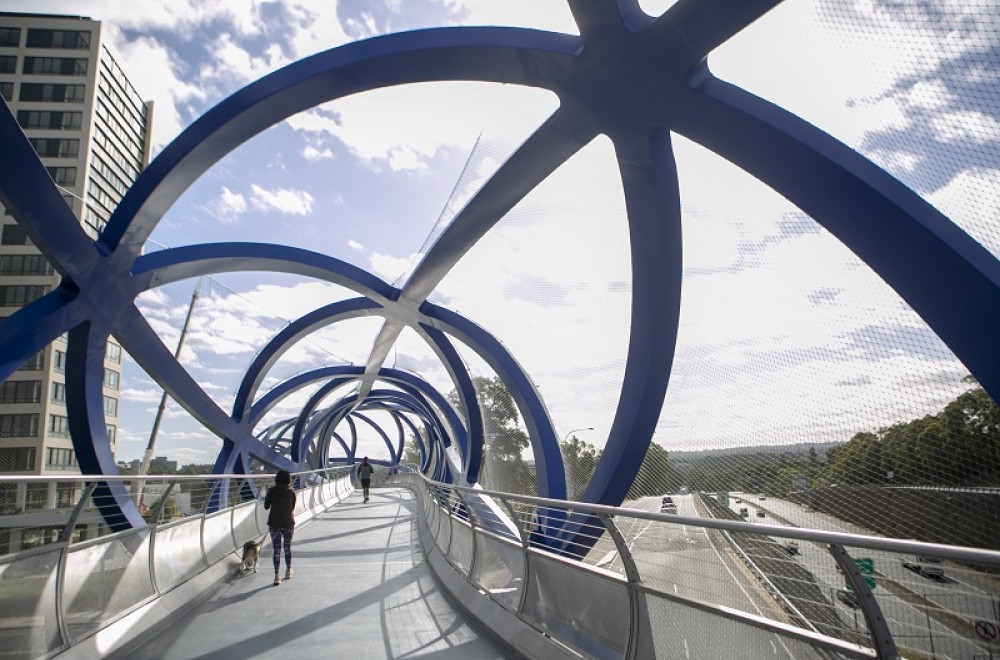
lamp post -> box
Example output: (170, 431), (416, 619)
(563, 427), (594, 499)
(563, 427), (594, 444)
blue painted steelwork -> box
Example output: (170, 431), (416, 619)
(0, 0), (998, 551)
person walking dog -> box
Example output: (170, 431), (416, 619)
(264, 469), (296, 585)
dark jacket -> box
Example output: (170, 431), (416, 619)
(264, 485), (296, 528)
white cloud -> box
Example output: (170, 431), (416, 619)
(303, 145), (334, 161)
(931, 110), (1000, 145)
(286, 83), (558, 172)
(369, 251), (420, 283)
(348, 239), (364, 251)
(249, 184), (314, 215)
(206, 186), (248, 224)
(201, 32), (289, 88)
(108, 34), (208, 151)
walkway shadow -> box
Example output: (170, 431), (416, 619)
(160, 567), (423, 659)
(291, 518), (412, 546)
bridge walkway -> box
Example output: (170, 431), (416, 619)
(123, 487), (504, 659)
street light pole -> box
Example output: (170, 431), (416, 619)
(563, 427), (595, 444)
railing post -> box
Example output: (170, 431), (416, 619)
(453, 488), (477, 579)
(55, 481), (98, 649)
(148, 480), (178, 594)
(828, 543), (899, 659)
(500, 496), (532, 616)
(598, 513), (642, 660)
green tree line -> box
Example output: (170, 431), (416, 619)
(819, 385), (1000, 488)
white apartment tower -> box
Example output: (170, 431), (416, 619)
(0, 12), (153, 514)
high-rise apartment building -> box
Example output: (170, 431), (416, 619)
(0, 12), (153, 519)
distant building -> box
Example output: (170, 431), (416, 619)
(149, 456), (178, 472)
(0, 12), (152, 551)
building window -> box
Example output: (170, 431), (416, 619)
(106, 424), (116, 443)
(51, 381), (66, 404)
(26, 29), (91, 50)
(0, 254), (54, 276)
(0, 380), (41, 404)
(0, 445), (37, 469)
(1, 224), (31, 246)
(106, 342), (122, 364)
(0, 285), (49, 306)
(19, 82), (85, 103)
(0, 27), (21, 47)
(103, 396), (118, 417)
(53, 349), (66, 373)
(47, 447), (77, 470)
(48, 414), (70, 438)
(0, 82), (12, 101)
(28, 138), (79, 158)
(24, 483), (47, 511)
(21, 56), (88, 76)
(0, 55), (15, 74)
(17, 110), (83, 130)
(55, 482), (76, 507)
(103, 368), (120, 390)
(0, 483), (16, 514)
(18, 351), (44, 372)
(45, 167), (76, 186)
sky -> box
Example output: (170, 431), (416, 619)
(3, 0), (996, 469)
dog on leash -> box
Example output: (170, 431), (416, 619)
(241, 540), (261, 574)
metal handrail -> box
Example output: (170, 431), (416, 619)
(396, 471), (1000, 660)
(0, 468), (354, 658)
(412, 477), (1000, 568)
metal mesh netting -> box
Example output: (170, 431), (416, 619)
(715, 0), (1000, 261)
(433, 3), (1000, 557)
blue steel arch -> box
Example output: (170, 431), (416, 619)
(0, 0), (997, 545)
(242, 366), (461, 472)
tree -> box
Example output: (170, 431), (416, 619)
(560, 435), (601, 500)
(145, 496), (178, 520)
(626, 442), (681, 498)
(448, 376), (535, 494)
(401, 433), (422, 468)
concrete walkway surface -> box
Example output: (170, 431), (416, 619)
(125, 487), (506, 659)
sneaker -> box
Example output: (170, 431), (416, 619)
(285, 568), (293, 580)
(273, 574), (281, 586)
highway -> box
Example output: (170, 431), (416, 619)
(608, 494), (825, 659)
(726, 492), (999, 659)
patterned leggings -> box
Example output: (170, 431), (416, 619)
(269, 526), (294, 572)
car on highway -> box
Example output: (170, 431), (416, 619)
(836, 589), (860, 609)
(758, 495), (766, 501)
(739, 507), (749, 518)
(660, 495), (677, 513)
(784, 540), (800, 555)
(902, 556), (945, 579)
(756, 510), (765, 518)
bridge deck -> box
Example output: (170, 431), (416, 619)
(125, 487), (504, 659)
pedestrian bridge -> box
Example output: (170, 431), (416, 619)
(3, 470), (998, 660)
(1, 1), (1000, 658)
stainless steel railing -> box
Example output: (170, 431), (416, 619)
(392, 471), (1000, 660)
(0, 467), (353, 658)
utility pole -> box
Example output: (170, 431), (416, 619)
(138, 281), (200, 478)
